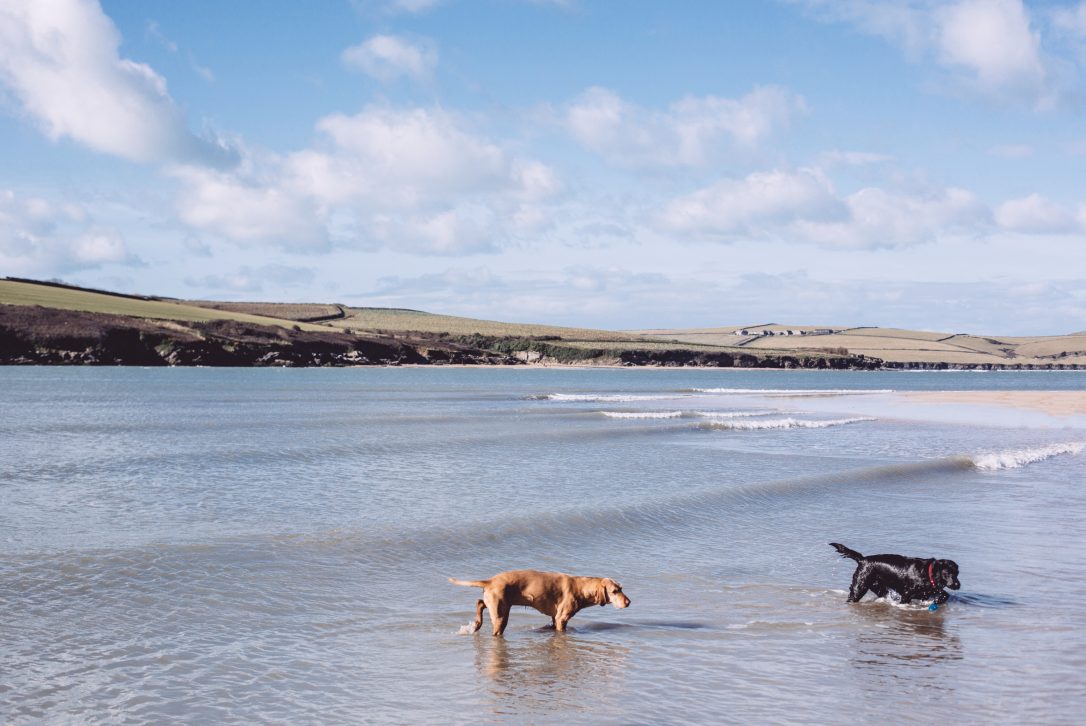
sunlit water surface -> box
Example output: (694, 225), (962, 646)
(2, 368), (1085, 723)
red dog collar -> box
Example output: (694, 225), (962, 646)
(928, 561), (937, 589)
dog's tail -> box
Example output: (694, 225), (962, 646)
(829, 542), (864, 561)
(448, 577), (490, 588)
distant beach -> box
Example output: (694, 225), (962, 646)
(908, 391), (1086, 416)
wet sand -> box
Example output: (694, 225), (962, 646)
(907, 391), (1086, 416)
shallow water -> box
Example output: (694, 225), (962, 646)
(1, 368), (1085, 723)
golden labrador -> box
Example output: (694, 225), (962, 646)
(449, 569), (630, 636)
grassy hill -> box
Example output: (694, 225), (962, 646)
(3, 277), (1083, 368)
(0, 279), (332, 331)
(632, 324), (1086, 367)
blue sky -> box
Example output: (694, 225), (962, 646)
(2, 0), (1086, 334)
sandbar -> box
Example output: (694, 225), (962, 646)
(907, 391), (1086, 417)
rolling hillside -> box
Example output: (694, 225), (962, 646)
(2, 277), (1083, 368)
(632, 324), (1086, 367)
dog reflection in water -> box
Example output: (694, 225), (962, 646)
(450, 569), (630, 636)
(474, 628), (632, 708)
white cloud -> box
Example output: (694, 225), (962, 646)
(185, 264), (316, 294)
(0, 189), (139, 274)
(71, 229), (131, 264)
(388, 0), (443, 13)
(564, 85), (804, 168)
(660, 168), (847, 239)
(369, 207), (498, 255)
(0, 0), (230, 164)
(1050, 2), (1086, 37)
(170, 164), (329, 250)
(795, 185), (990, 249)
(995, 193), (1079, 233)
(795, 0), (1061, 107)
(309, 107), (506, 201)
(359, 264), (1086, 335)
(660, 169), (989, 249)
(790, 0), (930, 56)
(723, 272), (1086, 334)
(170, 106), (561, 255)
(365, 265), (672, 323)
(934, 0), (1047, 102)
(341, 34), (437, 82)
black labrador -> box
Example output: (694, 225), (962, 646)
(830, 543), (961, 604)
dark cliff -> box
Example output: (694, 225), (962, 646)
(0, 304), (881, 369)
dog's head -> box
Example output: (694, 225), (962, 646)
(598, 578), (630, 608)
(934, 559), (961, 590)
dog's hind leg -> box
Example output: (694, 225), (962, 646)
(469, 599), (486, 634)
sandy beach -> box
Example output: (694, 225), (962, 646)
(908, 391), (1086, 416)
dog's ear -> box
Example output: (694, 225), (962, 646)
(596, 579), (612, 606)
(937, 559), (960, 586)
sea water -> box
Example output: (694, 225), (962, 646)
(1, 367), (1084, 723)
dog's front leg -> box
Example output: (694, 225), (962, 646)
(491, 602), (510, 636)
(848, 567), (875, 602)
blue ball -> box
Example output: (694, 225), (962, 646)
(928, 603), (939, 611)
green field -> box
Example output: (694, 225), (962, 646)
(4, 277), (1084, 366)
(0, 280), (334, 332)
(324, 307), (634, 341)
(637, 322), (1086, 366)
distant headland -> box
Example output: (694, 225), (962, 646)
(1, 277), (1083, 369)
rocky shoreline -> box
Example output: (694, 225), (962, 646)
(2, 304), (1081, 370)
(0, 305), (883, 369)
(0, 305), (511, 367)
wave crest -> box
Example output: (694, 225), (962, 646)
(691, 388), (893, 396)
(972, 442), (1085, 471)
(534, 393), (686, 402)
(601, 411), (684, 419)
(699, 416), (875, 430)
(694, 410), (781, 419)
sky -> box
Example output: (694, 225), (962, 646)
(1, 0), (1085, 334)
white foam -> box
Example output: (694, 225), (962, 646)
(692, 388), (893, 395)
(457, 623), (478, 635)
(601, 410), (684, 419)
(972, 442), (1086, 471)
(693, 410), (781, 418)
(873, 595), (936, 610)
(701, 416), (875, 430)
(601, 409), (784, 420)
(543, 393), (686, 402)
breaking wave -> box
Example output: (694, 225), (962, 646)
(971, 442), (1086, 471)
(690, 388), (893, 396)
(533, 393), (687, 402)
(699, 416), (876, 431)
(601, 411), (684, 419)
(694, 410), (782, 419)
(600, 410), (779, 420)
